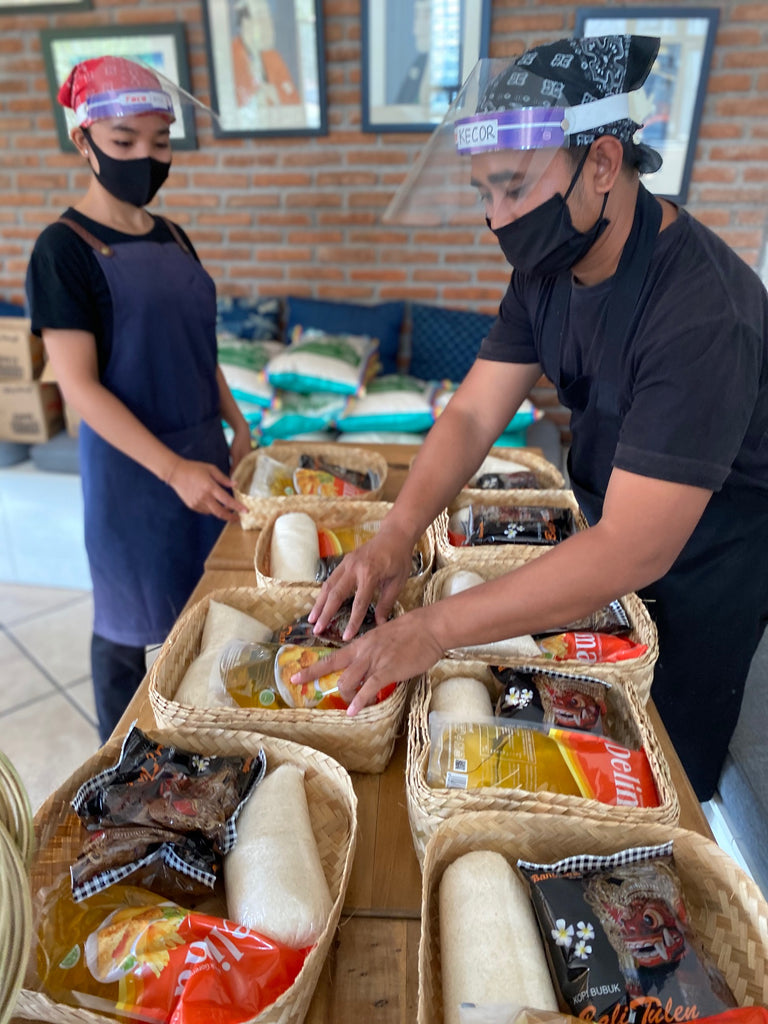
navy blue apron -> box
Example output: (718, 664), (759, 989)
(60, 216), (228, 647)
(538, 184), (768, 799)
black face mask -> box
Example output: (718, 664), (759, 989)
(83, 129), (170, 208)
(489, 148), (609, 276)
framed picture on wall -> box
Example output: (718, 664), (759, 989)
(574, 7), (719, 204)
(362, 0), (492, 133)
(201, 0), (327, 137)
(40, 23), (197, 153)
(1, 0), (90, 14)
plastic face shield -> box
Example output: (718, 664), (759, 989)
(382, 58), (630, 227)
(65, 62), (220, 145)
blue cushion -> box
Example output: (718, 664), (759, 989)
(409, 303), (495, 384)
(216, 296), (281, 341)
(0, 441), (30, 467)
(285, 296), (405, 375)
(0, 301), (25, 317)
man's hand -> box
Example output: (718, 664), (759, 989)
(308, 524), (416, 640)
(293, 608), (445, 716)
(166, 458), (246, 520)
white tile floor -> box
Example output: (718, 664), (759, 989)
(0, 581), (99, 813)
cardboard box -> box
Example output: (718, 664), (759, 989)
(0, 317), (44, 381)
(40, 360), (80, 437)
(0, 381), (63, 442)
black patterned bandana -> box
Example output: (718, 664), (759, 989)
(478, 35), (663, 173)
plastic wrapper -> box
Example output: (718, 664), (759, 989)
(448, 505), (575, 547)
(492, 668), (609, 736)
(293, 466), (368, 496)
(315, 520), (423, 581)
(549, 599), (631, 636)
(474, 471), (539, 489)
(517, 843), (737, 1024)
(248, 453), (296, 497)
(297, 452), (378, 490)
(274, 598), (381, 646)
(536, 632), (648, 663)
(426, 713), (659, 807)
(217, 639), (396, 710)
(70, 727), (266, 902)
(37, 879), (310, 1024)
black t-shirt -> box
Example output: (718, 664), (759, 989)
(25, 208), (199, 377)
(479, 207), (768, 494)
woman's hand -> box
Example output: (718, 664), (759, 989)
(166, 458), (246, 520)
(308, 525), (416, 640)
(292, 608), (445, 716)
(229, 425), (253, 472)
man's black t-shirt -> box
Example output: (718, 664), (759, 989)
(25, 208), (199, 378)
(479, 207), (768, 495)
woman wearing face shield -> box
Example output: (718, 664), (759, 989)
(25, 57), (250, 742)
(293, 35), (768, 803)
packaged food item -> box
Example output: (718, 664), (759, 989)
(474, 471), (540, 489)
(553, 599), (631, 635)
(274, 598), (380, 646)
(293, 467), (368, 497)
(274, 645), (347, 709)
(536, 632), (648, 663)
(448, 505), (574, 547)
(270, 511), (320, 581)
(426, 714), (659, 807)
(492, 668), (609, 735)
(517, 843), (736, 1024)
(224, 764), (333, 948)
(37, 879), (310, 1024)
(297, 452), (378, 490)
(70, 727), (266, 902)
(430, 675), (495, 721)
(248, 453), (295, 498)
(439, 850), (558, 1024)
(315, 520), (423, 581)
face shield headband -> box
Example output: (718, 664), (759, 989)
(73, 88), (176, 127)
(454, 92), (632, 156)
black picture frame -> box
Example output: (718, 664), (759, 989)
(574, 6), (719, 204)
(0, 0), (90, 15)
(361, 0), (492, 133)
(40, 23), (197, 154)
(201, 0), (328, 138)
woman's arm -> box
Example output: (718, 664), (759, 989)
(44, 328), (244, 520)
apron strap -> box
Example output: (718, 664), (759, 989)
(58, 215), (113, 257)
(59, 215), (193, 257)
(155, 215), (192, 255)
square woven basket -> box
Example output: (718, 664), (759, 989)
(148, 584), (411, 774)
(410, 444), (566, 491)
(232, 442), (389, 530)
(424, 564), (659, 705)
(406, 658), (679, 867)
(434, 488), (588, 570)
(418, 811), (768, 1024)
(16, 724), (358, 1024)
(253, 499), (434, 610)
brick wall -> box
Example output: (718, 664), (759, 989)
(2, 0), (767, 312)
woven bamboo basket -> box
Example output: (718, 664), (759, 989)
(418, 811), (768, 1024)
(0, 820), (32, 1024)
(148, 584), (411, 774)
(424, 564), (659, 705)
(410, 444), (565, 491)
(434, 488), (588, 570)
(232, 442), (388, 530)
(405, 658), (679, 866)
(16, 724), (358, 1024)
(253, 499), (434, 610)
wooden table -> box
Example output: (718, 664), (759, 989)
(29, 442), (715, 1024)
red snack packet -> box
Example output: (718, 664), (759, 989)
(537, 632), (648, 663)
(38, 880), (310, 1024)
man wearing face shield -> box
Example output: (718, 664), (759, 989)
(25, 57), (250, 742)
(293, 35), (768, 803)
